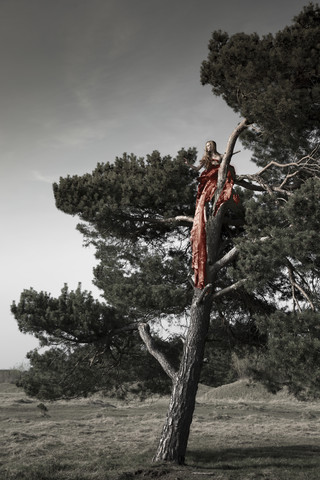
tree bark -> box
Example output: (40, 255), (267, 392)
(152, 290), (213, 464)
(153, 211), (224, 464)
(152, 120), (249, 464)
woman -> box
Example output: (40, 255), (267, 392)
(185, 140), (222, 172)
(186, 141), (239, 289)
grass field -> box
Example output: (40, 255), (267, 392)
(1, 380), (319, 480)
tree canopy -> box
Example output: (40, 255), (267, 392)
(201, 3), (320, 165)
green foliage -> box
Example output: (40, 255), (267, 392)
(201, 295), (270, 388)
(53, 149), (198, 242)
(17, 346), (115, 400)
(17, 338), (180, 401)
(93, 241), (192, 318)
(11, 285), (183, 400)
(201, 3), (320, 163)
(249, 310), (320, 400)
(236, 178), (320, 305)
(11, 284), (126, 346)
(53, 149), (200, 326)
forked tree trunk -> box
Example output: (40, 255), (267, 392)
(153, 291), (213, 464)
(143, 119), (249, 464)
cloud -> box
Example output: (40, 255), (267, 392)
(32, 170), (55, 184)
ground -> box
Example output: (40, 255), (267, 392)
(0, 380), (319, 479)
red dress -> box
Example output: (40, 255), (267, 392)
(191, 165), (239, 289)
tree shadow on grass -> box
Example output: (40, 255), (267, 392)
(188, 444), (320, 472)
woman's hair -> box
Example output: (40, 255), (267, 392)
(200, 140), (218, 169)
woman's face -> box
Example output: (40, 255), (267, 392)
(206, 142), (213, 152)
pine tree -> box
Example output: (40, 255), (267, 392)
(12, 3), (320, 464)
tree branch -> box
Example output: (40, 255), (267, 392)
(211, 237), (268, 280)
(237, 146), (320, 195)
(212, 279), (247, 299)
(213, 246), (239, 272)
(254, 146), (320, 178)
(210, 119), (250, 215)
(138, 323), (177, 381)
(224, 119), (251, 163)
(162, 215), (194, 225)
(144, 214), (194, 228)
(287, 263), (315, 312)
(287, 265), (302, 313)
(234, 178), (265, 192)
(196, 283), (213, 305)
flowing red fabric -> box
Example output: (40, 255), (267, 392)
(191, 165), (239, 289)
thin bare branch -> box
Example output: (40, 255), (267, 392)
(138, 323), (177, 381)
(237, 145), (320, 196)
(214, 246), (239, 272)
(212, 279), (247, 299)
(256, 146), (320, 177)
(293, 281), (315, 311)
(279, 170), (300, 189)
(287, 265), (302, 313)
(287, 263), (315, 312)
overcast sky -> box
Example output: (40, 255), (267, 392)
(0, 0), (311, 369)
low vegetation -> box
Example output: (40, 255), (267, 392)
(1, 380), (319, 479)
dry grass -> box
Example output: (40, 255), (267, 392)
(0, 380), (319, 479)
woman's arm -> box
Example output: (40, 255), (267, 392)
(184, 158), (202, 171)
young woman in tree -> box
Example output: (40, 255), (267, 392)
(184, 140), (223, 171)
(185, 140), (239, 289)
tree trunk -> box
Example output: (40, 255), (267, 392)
(152, 120), (249, 463)
(153, 208), (225, 465)
(153, 290), (213, 464)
